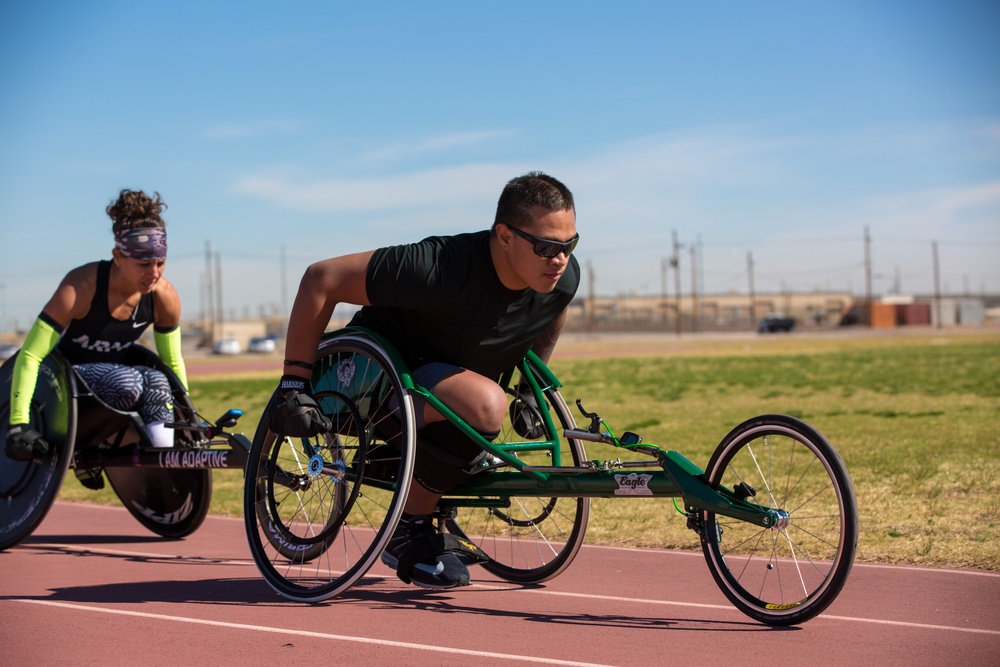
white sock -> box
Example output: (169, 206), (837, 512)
(147, 421), (174, 448)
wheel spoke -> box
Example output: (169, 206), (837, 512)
(701, 416), (857, 625)
(245, 336), (415, 601)
(446, 370), (589, 583)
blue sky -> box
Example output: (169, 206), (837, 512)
(1, 1), (998, 330)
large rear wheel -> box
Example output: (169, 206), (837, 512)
(0, 354), (74, 551)
(244, 335), (416, 602)
(445, 367), (589, 584)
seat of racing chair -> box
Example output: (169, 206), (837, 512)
(68, 344), (190, 453)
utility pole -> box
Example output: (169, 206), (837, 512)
(697, 234), (705, 331)
(204, 241), (215, 345)
(690, 244), (698, 332)
(747, 251), (757, 329)
(864, 225), (873, 327)
(932, 240), (942, 329)
(672, 230), (682, 336)
(661, 257), (669, 329)
(215, 252), (224, 334)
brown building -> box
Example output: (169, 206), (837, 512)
(566, 291), (854, 332)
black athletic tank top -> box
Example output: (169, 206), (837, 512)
(59, 260), (156, 364)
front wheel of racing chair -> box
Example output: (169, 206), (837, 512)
(244, 333), (416, 602)
(443, 359), (591, 584)
(699, 414), (858, 626)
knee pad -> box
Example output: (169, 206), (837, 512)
(413, 421), (500, 494)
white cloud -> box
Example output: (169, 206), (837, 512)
(230, 162), (519, 212)
(222, 124), (1000, 299)
(228, 128), (796, 218)
(859, 180), (1000, 235)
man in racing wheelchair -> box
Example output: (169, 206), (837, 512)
(271, 171), (580, 589)
(6, 189), (189, 483)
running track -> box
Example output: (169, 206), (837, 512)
(2, 502), (997, 665)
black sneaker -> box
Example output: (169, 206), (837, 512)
(380, 515), (471, 589)
(73, 465), (105, 490)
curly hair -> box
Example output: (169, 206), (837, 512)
(106, 189), (167, 232)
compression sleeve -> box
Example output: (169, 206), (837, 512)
(10, 314), (63, 424)
(154, 324), (188, 390)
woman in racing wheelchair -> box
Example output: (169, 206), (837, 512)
(6, 188), (188, 466)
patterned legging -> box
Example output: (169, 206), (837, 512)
(73, 363), (173, 424)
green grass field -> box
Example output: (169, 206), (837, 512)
(60, 328), (1000, 570)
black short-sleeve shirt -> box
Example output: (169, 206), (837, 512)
(350, 230), (579, 379)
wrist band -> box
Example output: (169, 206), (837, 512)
(280, 375), (307, 391)
(284, 359), (314, 371)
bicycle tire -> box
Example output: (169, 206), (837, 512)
(244, 335), (415, 601)
(700, 414), (858, 626)
(446, 378), (590, 584)
(0, 354), (75, 551)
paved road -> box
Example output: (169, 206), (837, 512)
(2, 502), (998, 666)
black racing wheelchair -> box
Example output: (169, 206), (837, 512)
(0, 345), (250, 551)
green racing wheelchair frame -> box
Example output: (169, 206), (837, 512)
(244, 327), (858, 626)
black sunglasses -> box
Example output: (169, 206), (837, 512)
(505, 225), (580, 258)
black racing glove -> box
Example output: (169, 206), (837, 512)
(509, 388), (545, 440)
(268, 375), (333, 438)
(6, 424), (50, 461)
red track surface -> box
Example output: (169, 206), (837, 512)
(3, 502), (998, 666)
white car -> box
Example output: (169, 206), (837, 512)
(213, 338), (242, 355)
(0, 343), (19, 361)
(248, 337), (276, 354)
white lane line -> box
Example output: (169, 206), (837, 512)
(51, 502), (1000, 579)
(8, 599), (615, 667)
(820, 614), (1000, 635)
(581, 543), (1000, 578)
(478, 587), (1000, 636)
(845, 562), (1000, 578)
(19, 537), (1000, 636)
(11, 589), (998, 640)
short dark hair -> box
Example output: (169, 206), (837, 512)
(106, 189), (167, 233)
(493, 171), (574, 231)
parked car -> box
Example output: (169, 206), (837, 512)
(213, 338), (242, 355)
(0, 343), (19, 361)
(758, 313), (796, 333)
(248, 336), (276, 354)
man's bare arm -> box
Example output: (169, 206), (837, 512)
(531, 308), (567, 364)
(283, 250), (375, 377)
